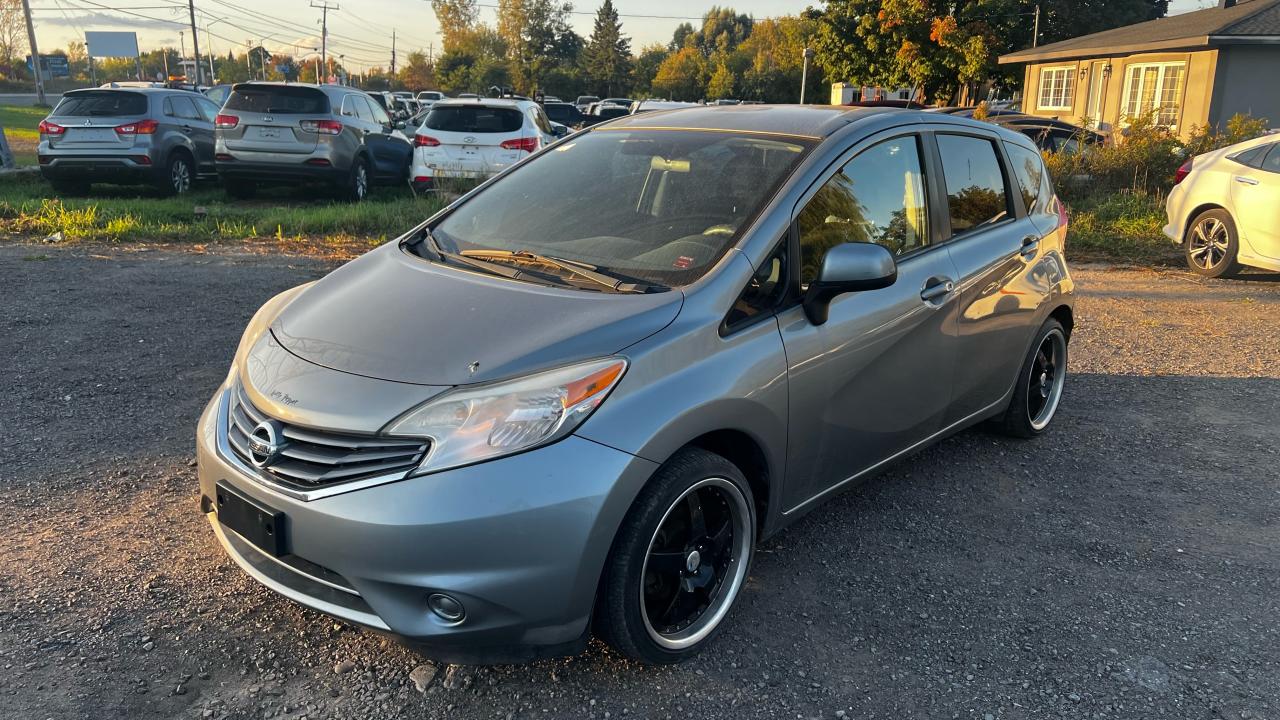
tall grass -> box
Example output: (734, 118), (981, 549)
(0, 173), (448, 244)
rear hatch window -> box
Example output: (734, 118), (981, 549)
(424, 106), (522, 133)
(225, 86), (329, 114)
(53, 91), (147, 117)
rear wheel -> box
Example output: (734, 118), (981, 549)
(157, 151), (193, 196)
(225, 180), (257, 200)
(996, 318), (1068, 438)
(1185, 208), (1241, 278)
(343, 156), (370, 202)
(596, 447), (754, 664)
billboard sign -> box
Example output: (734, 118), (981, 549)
(85, 31), (140, 59)
(26, 55), (70, 78)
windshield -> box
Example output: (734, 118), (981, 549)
(225, 86), (328, 114)
(424, 105), (523, 133)
(431, 129), (811, 287)
(54, 91), (147, 117)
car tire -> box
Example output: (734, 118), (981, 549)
(596, 447), (755, 664)
(49, 179), (90, 195)
(225, 181), (257, 200)
(996, 317), (1068, 438)
(1185, 208), (1242, 278)
(157, 151), (193, 196)
(343, 156), (370, 202)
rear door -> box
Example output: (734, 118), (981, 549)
(1228, 142), (1280, 261)
(45, 90), (149, 151)
(167, 94), (215, 170)
(191, 96), (221, 169)
(356, 94), (411, 181)
(940, 132), (1051, 424)
(220, 85), (328, 155)
(416, 104), (528, 175)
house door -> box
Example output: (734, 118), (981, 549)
(1085, 62), (1107, 128)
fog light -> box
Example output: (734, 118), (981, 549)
(427, 593), (465, 623)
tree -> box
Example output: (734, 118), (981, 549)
(66, 41), (88, 81)
(707, 56), (735, 99)
(651, 46), (707, 101)
(583, 0), (631, 97)
(630, 43), (668, 97)
(690, 6), (753, 56)
(670, 22), (695, 51)
(432, 0), (481, 48)
(0, 0), (25, 77)
(399, 50), (436, 90)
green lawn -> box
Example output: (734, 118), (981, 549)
(0, 172), (448, 245)
(1064, 191), (1182, 265)
(0, 104), (49, 166)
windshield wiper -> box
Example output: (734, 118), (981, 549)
(459, 249), (656, 293)
(416, 230), (540, 282)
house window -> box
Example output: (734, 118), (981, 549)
(1037, 67), (1075, 111)
(1121, 62), (1185, 128)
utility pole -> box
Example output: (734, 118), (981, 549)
(311, 1), (337, 84)
(187, 0), (203, 85)
(19, 0), (45, 105)
(1032, 4), (1041, 48)
(800, 47), (814, 104)
(390, 29), (396, 76)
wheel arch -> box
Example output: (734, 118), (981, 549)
(685, 429), (772, 537)
(1180, 202), (1228, 244)
(1048, 303), (1074, 341)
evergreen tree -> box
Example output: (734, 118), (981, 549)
(583, 0), (631, 97)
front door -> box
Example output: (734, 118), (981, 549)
(1085, 61), (1107, 129)
(1229, 142), (1280, 261)
(779, 133), (960, 514)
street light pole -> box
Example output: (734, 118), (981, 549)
(800, 47), (815, 104)
(187, 0), (203, 85)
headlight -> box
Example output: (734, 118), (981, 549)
(387, 357), (627, 474)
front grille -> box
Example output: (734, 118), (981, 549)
(226, 382), (429, 490)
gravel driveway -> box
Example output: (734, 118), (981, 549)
(2, 245), (1277, 720)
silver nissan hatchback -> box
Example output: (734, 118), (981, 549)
(197, 105), (1075, 664)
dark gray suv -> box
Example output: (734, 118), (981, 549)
(214, 83), (413, 201)
(38, 87), (220, 195)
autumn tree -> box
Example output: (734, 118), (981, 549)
(651, 46), (707, 101)
(0, 0), (25, 77)
(630, 43), (668, 97)
(432, 0), (481, 48)
(398, 50), (436, 91)
(583, 0), (631, 97)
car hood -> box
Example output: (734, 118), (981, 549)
(272, 244), (683, 386)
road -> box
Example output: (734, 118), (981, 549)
(1, 244), (1278, 720)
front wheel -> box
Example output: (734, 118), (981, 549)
(996, 318), (1068, 438)
(596, 447), (755, 664)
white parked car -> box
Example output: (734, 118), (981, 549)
(1165, 134), (1280, 276)
(410, 98), (556, 190)
(416, 90), (445, 108)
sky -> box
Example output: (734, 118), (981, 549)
(29, 0), (1214, 73)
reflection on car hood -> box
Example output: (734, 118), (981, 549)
(272, 243), (683, 385)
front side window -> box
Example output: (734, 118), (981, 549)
(1122, 62), (1184, 127)
(431, 129), (811, 287)
(1037, 67), (1075, 111)
(797, 136), (929, 286)
(937, 134), (1011, 235)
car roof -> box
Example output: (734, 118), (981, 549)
(434, 97), (532, 110)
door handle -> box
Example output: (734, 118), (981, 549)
(1020, 235), (1040, 258)
(920, 278), (955, 303)
(1235, 175), (1259, 186)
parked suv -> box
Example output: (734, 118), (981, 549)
(199, 105), (1075, 665)
(409, 98), (555, 190)
(213, 83), (413, 201)
(38, 87), (220, 195)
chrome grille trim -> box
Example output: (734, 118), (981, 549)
(213, 385), (429, 503)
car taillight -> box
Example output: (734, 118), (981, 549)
(1055, 194), (1069, 229)
(115, 119), (158, 135)
(38, 119), (65, 135)
(414, 134), (441, 147)
(214, 114), (239, 129)
(500, 136), (539, 153)
(300, 119), (343, 135)
(1174, 158), (1193, 185)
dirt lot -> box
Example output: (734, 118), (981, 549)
(2, 244), (1278, 720)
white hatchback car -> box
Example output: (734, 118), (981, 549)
(1165, 134), (1280, 277)
(410, 98), (556, 190)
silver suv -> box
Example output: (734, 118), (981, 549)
(214, 83), (413, 201)
(38, 87), (220, 195)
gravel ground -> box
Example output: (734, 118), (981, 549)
(2, 244), (1278, 720)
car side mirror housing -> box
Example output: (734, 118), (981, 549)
(395, 120), (407, 130)
(802, 242), (898, 325)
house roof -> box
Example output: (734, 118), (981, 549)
(999, 0), (1280, 64)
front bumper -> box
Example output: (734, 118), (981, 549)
(195, 384), (658, 663)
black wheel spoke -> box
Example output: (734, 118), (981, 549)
(706, 517), (733, 557)
(686, 491), (707, 538)
(646, 551), (686, 575)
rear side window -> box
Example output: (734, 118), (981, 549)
(1230, 144), (1269, 168)
(1004, 142), (1053, 214)
(165, 95), (201, 121)
(1262, 144), (1280, 173)
(54, 91), (147, 117)
(225, 86), (329, 114)
(937, 134), (1011, 235)
(424, 106), (522, 133)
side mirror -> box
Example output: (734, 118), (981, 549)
(802, 242), (897, 325)
(395, 120), (407, 130)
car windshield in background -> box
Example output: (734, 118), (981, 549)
(431, 129), (812, 287)
(423, 106), (523, 133)
(225, 86), (328, 114)
(53, 91), (147, 117)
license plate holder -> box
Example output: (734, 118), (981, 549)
(256, 127), (281, 139)
(216, 483), (287, 556)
